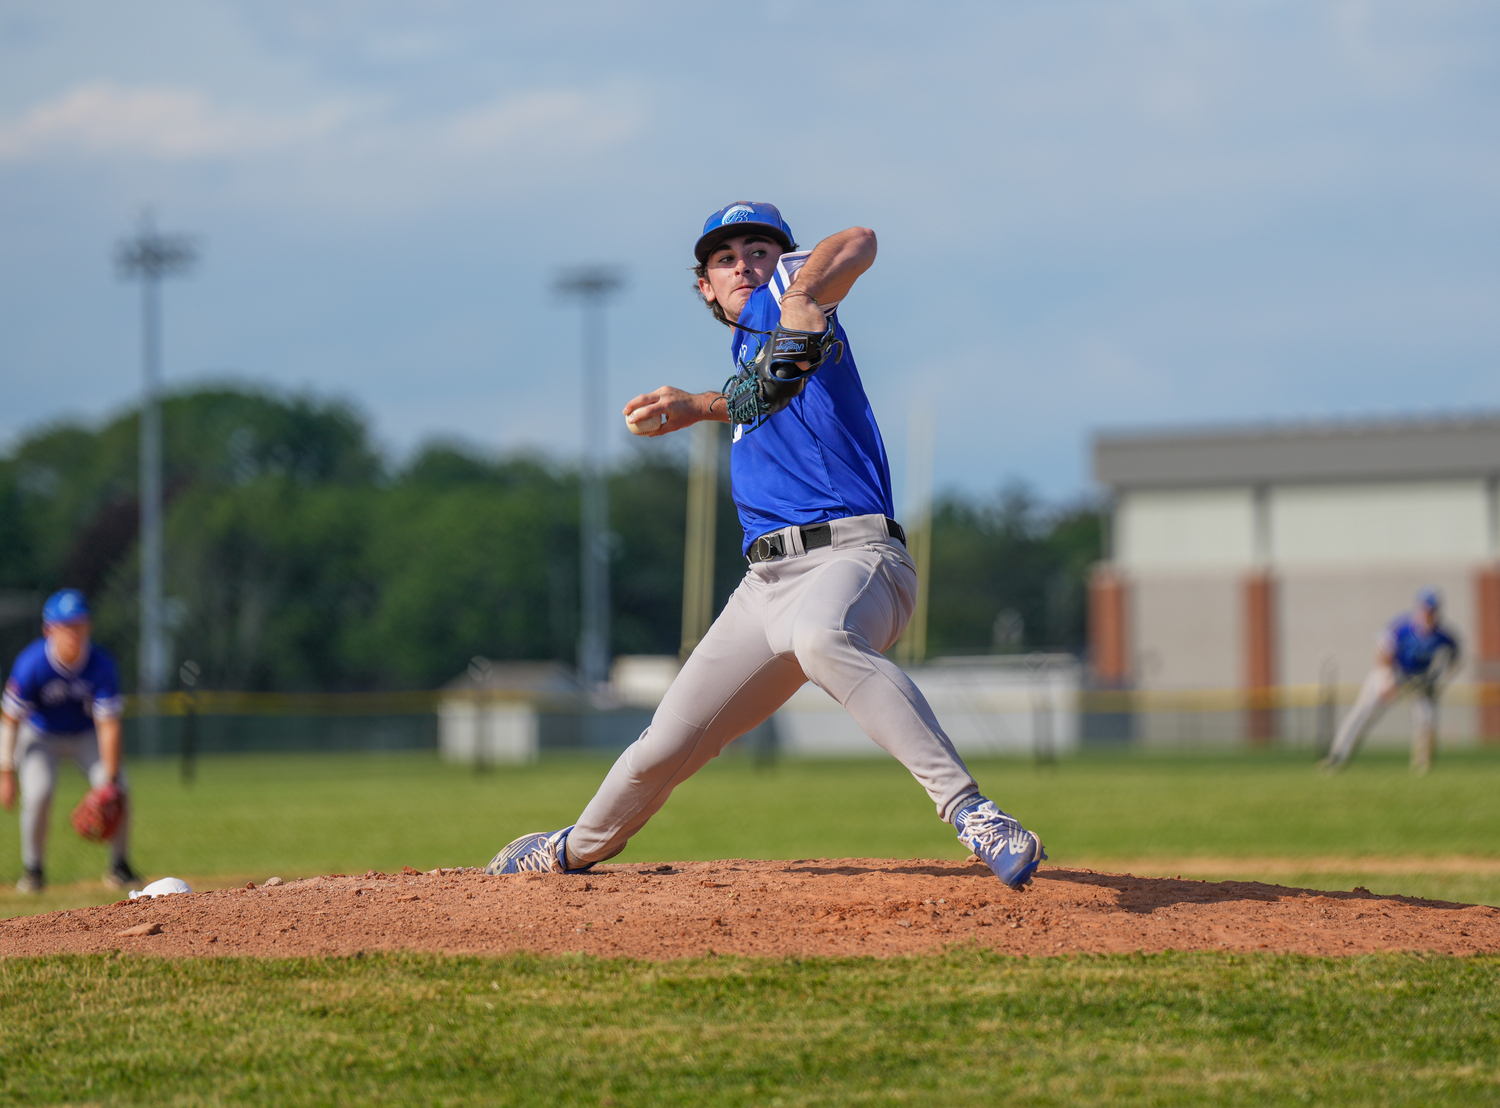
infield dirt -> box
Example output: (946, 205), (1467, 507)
(5, 859), (1498, 959)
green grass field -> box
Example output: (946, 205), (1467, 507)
(2, 951), (1497, 1105)
(5, 747), (1500, 1105)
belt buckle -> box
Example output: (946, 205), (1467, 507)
(755, 534), (784, 562)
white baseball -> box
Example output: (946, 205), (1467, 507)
(626, 411), (666, 436)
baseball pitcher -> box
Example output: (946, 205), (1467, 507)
(1322, 588), (1460, 775)
(1, 589), (140, 892)
(485, 202), (1046, 888)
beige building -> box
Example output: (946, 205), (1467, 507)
(1090, 416), (1500, 746)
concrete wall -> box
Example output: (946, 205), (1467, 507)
(1270, 481), (1491, 566)
(1116, 489), (1254, 569)
(1117, 480), (1495, 572)
(1128, 572), (1241, 691)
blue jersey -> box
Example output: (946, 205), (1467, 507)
(728, 251), (895, 553)
(3, 638), (123, 735)
(1380, 615), (1458, 677)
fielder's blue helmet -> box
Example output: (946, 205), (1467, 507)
(43, 589), (90, 624)
(694, 201), (794, 263)
(1416, 587), (1442, 611)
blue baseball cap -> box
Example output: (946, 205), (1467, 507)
(1416, 588), (1442, 611)
(694, 201), (794, 263)
(43, 589), (90, 624)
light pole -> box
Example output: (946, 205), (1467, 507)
(555, 267), (623, 692)
(895, 407), (935, 668)
(680, 420), (720, 658)
(115, 211), (197, 752)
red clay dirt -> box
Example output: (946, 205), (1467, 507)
(4, 860), (1498, 960)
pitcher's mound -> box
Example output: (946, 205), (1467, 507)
(5, 859), (1498, 960)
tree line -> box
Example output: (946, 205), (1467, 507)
(0, 387), (1099, 691)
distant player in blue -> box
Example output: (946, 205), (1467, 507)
(1323, 589), (1460, 775)
(486, 202), (1046, 888)
(0, 590), (140, 892)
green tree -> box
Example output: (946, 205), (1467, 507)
(0, 388), (381, 678)
(0, 386), (1101, 692)
(356, 446), (578, 688)
(924, 483), (1101, 657)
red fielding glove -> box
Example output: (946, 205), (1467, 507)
(71, 782), (127, 842)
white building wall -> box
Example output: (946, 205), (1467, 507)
(1115, 488), (1255, 570)
(1270, 481), (1491, 566)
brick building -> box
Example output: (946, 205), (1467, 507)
(1090, 415), (1500, 745)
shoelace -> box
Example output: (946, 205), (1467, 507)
(959, 807), (1030, 855)
(508, 838), (559, 873)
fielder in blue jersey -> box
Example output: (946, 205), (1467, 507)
(0, 590), (141, 892)
(1322, 589), (1461, 775)
(486, 202), (1046, 888)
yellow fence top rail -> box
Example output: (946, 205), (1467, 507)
(116, 681), (1500, 718)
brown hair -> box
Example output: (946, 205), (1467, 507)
(691, 258), (735, 327)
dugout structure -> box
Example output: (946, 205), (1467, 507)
(1090, 413), (1500, 748)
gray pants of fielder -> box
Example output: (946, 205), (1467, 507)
(1326, 665), (1438, 772)
(17, 724), (130, 871)
(567, 513), (981, 866)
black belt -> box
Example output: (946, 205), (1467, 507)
(748, 517), (906, 563)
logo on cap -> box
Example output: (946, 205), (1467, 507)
(43, 588), (90, 624)
(721, 205), (757, 224)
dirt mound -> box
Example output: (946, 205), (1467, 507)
(5, 860), (1498, 960)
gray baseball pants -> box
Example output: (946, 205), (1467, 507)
(1327, 665), (1437, 772)
(567, 513), (981, 867)
(16, 723), (130, 871)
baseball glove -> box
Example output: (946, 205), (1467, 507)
(721, 315), (844, 432)
(71, 782), (126, 842)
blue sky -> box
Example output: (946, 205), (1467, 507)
(1, 1), (1496, 507)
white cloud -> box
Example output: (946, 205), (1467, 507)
(443, 88), (638, 155)
(0, 82), (345, 160)
(0, 76), (649, 216)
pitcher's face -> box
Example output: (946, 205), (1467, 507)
(698, 235), (783, 323)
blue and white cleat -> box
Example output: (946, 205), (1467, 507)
(485, 826), (591, 875)
(954, 799), (1046, 889)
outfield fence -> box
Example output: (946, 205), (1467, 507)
(119, 689), (666, 763)
(120, 691), (440, 760)
(1082, 680), (1500, 752)
(116, 675), (1500, 762)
